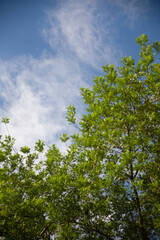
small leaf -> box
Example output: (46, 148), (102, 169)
(2, 117), (10, 124)
(35, 139), (45, 152)
(20, 146), (30, 154)
(60, 133), (69, 142)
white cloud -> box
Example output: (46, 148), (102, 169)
(43, 0), (151, 68)
(0, 0), (117, 152)
(43, 0), (119, 68)
(0, 0), (151, 152)
(0, 0), (118, 151)
(0, 54), (87, 151)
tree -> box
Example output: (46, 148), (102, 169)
(0, 134), (48, 239)
(0, 34), (160, 239)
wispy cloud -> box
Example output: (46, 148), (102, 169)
(112, 0), (151, 25)
(0, 0), (152, 151)
(43, 0), (151, 67)
(43, 0), (119, 68)
(1, 0), (118, 150)
(0, 55), (86, 151)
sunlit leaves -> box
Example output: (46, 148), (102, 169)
(65, 104), (76, 124)
(0, 35), (160, 239)
(35, 139), (45, 153)
(20, 145), (30, 154)
(1, 117), (10, 124)
(60, 133), (69, 142)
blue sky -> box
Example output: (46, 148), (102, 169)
(0, 0), (160, 150)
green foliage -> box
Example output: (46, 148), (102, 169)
(1, 117), (10, 124)
(0, 35), (160, 239)
(35, 139), (45, 153)
(20, 146), (31, 154)
(60, 133), (69, 142)
(65, 104), (76, 124)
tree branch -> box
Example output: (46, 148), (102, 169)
(91, 226), (113, 240)
(40, 222), (51, 236)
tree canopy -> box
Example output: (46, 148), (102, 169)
(0, 34), (160, 239)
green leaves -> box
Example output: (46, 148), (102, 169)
(20, 145), (30, 154)
(1, 117), (10, 124)
(60, 133), (69, 142)
(0, 34), (160, 239)
(136, 33), (149, 46)
(65, 104), (76, 124)
(62, 34), (160, 239)
(35, 139), (45, 152)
